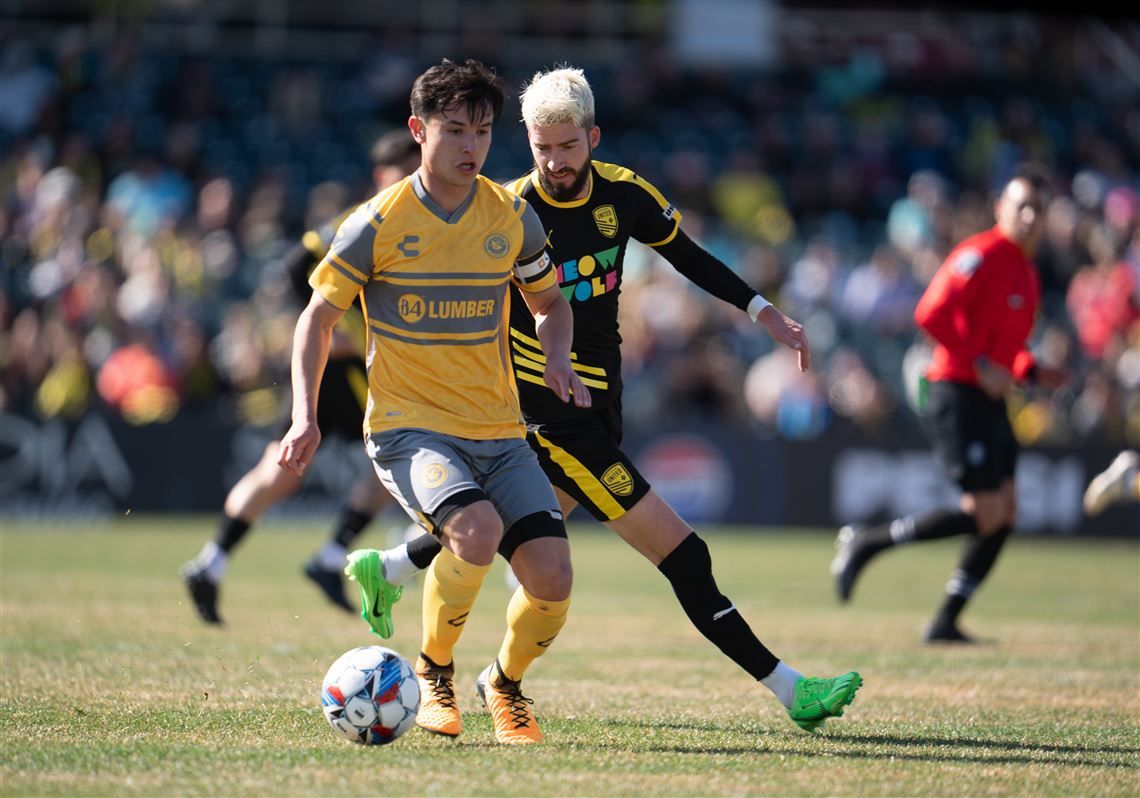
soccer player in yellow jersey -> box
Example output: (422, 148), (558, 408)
(279, 59), (589, 746)
(180, 130), (420, 624)
(351, 67), (863, 732)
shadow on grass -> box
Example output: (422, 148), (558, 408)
(580, 718), (1140, 768)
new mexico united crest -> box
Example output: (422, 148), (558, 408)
(484, 233), (510, 257)
(593, 205), (618, 238)
(601, 463), (634, 496)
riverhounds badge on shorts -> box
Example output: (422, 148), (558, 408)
(602, 463), (634, 496)
(422, 463), (448, 488)
(593, 205), (618, 238)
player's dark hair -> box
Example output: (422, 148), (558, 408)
(1009, 161), (1053, 198)
(410, 59), (505, 125)
(370, 129), (420, 168)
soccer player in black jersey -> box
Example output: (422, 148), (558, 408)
(180, 131), (420, 624)
(346, 67), (862, 731)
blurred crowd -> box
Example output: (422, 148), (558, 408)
(2, 13), (1138, 447)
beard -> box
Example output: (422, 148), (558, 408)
(536, 154), (592, 202)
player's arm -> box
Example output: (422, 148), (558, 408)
(279, 202), (376, 472)
(655, 229), (811, 371)
(278, 292), (345, 474)
(513, 202), (590, 407)
(914, 249), (1010, 396)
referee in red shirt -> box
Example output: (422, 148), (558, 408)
(831, 163), (1064, 643)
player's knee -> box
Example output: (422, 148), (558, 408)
(965, 490), (1005, 535)
(439, 498), (502, 560)
(514, 551), (573, 600)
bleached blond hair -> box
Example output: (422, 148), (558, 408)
(519, 66), (595, 129)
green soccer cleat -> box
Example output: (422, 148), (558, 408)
(344, 549), (403, 639)
(786, 671), (863, 732)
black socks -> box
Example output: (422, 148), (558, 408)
(657, 532), (779, 681)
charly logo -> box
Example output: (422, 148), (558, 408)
(422, 462), (448, 488)
(484, 233), (510, 258)
(601, 463), (634, 496)
(592, 204), (618, 238)
(396, 235), (421, 258)
(398, 294), (425, 323)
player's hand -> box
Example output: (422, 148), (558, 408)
(974, 357), (1013, 399)
(544, 358), (592, 408)
(278, 419), (321, 475)
(757, 304), (811, 372)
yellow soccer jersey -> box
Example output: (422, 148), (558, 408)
(309, 173), (555, 440)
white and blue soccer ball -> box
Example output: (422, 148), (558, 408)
(320, 646), (419, 745)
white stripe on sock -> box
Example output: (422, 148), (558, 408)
(890, 516), (917, 545)
(712, 604), (737, 621)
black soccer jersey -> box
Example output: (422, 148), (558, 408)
(506, 160), (682, 423)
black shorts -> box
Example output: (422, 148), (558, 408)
(525, 402), (650, 522)
(923, 380), (1018, 492)
(315, 355), (368, 440)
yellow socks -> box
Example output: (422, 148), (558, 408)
(497, 586), (570, 682)
(421, 547), (491, 667)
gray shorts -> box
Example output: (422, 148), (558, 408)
(366, 428), (561, 532)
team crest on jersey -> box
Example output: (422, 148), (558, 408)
(422, 463), (448, 488)
(601, 463), (634, 496)
(484, 233), (510, 258)
(952, 248), (982, 277)
(398, 294), (425, 323)
(592, 205), (618, 238)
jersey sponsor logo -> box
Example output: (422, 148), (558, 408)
(484, 233), (510, 258)
(428, 299), (496, 319)
(951, 248), (982, 277)
(398, 294), (425, 323)
(592, 204), (618, 238)
(601, 463), (634, 496)
(396, 235), (421, 258)
(422, 462), (448, 488)
(556, 245), (621, 303)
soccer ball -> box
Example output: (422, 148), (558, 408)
(320, 646), (419, 745)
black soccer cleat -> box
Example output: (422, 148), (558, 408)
(303, 558), (354, 613)
(830, 524), (871, 604)
(182, 568), (223, 624)
(923, 619), (977, 644)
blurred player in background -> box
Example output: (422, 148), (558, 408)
(832, 164), (1066, 643)
(1083, 450), (1139, 516)
(279, 59), (588, 745)
(347, 66), (862, 733)
(180, 130), (420, 625)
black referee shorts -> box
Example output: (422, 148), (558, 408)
(526, 402), (650, 522)
(923, 380), (1018, 493)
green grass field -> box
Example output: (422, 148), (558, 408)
(1, 518), (1137, 796)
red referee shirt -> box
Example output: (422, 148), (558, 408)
(914, 226), (1038, 387)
